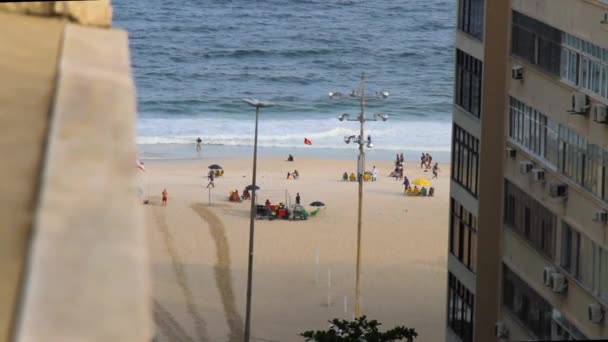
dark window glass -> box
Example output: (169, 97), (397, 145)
(503, 265), (552, 340)
(454, 50), (483, 118)
(449, 198), (478, 273)
(504, 180), (556, 258)
(561, 222), (581, 280)
(511, 11), (562, 76)
(458, 0), (485, 40)
(447, 272), (474, 342)
(452, 125), (480, 196)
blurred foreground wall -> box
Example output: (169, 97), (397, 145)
(0, 1), (150, 341)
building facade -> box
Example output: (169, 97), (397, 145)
(447, 0), (608, 341)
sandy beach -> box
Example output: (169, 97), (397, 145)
(143, 155), (450, 342)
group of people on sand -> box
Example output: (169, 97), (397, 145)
(419, 152), (440, 179)
(341, 166), (378, 182)
(391, 154), (405, 180)
(402, 176), (435, 197)
(229, 188), (254, 202)
(287, 169), (300, 180)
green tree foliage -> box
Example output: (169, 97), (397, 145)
(300, 316), (418, 342)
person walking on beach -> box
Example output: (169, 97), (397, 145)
(296, 192), (301, 204)
(162, 189), (168, 206)
(371, 166), (378, 181)
(426, 153), (433, 169)
(420, 153), (426, 169)
(400, 153), (404, 164)
(432, 162), (440, 179)
(196, 137), (202, 151)
(395, 153), (400, 166)
(403, 176), (410, 192)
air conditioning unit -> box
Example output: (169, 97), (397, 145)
(594, 210), (608, 223)
(506, 147), (517, 158)
(592, 103), (608, 123)
(570, 92), (590, 114)
(551, 272), (568, 293)
(520, 161), (534, 174)
(495, 321), (509, 339)
(543, 267), (555, 287)
(549, 183), (568, 198)
(512, 65), (524, 80)
(531, 168), (545, 182)
(588, 303), (604, 324)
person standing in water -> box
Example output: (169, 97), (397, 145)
(196, 137), (202, 151)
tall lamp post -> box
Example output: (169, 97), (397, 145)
(242, 98), (274, 342)
(333, 72), (388, 318)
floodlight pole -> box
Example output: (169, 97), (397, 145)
(355, 72), (365, 318)
(244, 105), (259, 342)
(333, 72), (388, 318)
(242, 99), (273, 342)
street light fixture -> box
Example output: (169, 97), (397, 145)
(242, 98), (274, 342)
(332, 72), (388, 318)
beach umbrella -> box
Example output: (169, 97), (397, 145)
(245, 184), (260, 191)
(310, 201), (325, 207)
(208, 164), (223, 170)
(412, 178), (432, 186)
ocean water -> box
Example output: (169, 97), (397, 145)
(113, 0), (456, 159)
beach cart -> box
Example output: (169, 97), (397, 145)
(291, 204), (308, 220)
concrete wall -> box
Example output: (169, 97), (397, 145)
(510, 56), (608, 152)
(455, 31), (484, 61)
(0, 6), (150, 342)
(0, 0), (112, 27)
(504, 151), (608, 338)
(0, 11), (64, 342)
(472, 0), (511, 340)
(512, 0), (608, 48)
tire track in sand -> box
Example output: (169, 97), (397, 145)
(153, 300), (196, 342)
(153, 207), (208, 342)
(192, 204), (244, 342)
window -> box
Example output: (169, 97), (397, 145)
(562, 223), (608, 304)
(552, 309), (589, 340)
(515, 14), (608, 102)
(503, 265), (552, 339)
(458, 0), (484, 40)
(558, 125), (603, 194)
(450, 198), (478, 273)
(455, 50), (483, 118)
(508, 97), (558, 166)
(504, 180), (556, 258)
(447, 273), (474, 342)
(511, 11), (561, 77)
(452, 125), (480, 196)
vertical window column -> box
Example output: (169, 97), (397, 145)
(455, 50), (483, 118)
(447, 273), (474, 342)
(458, 0), (485, 40)
(450, 198), (478, 273)
(451, 125), (480, 196)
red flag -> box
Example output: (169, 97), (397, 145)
(304, 138), (312, 145)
